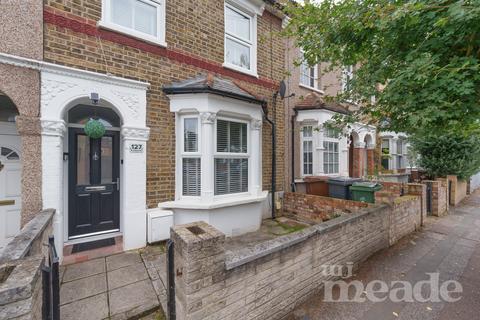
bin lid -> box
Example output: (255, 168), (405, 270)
(328, 177), (363, 185)
(304, 176), (330, 182)
(350, 182), (382, 190)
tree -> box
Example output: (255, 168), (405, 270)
(284, 0), (480, 135)
(409, 132), (480, 179)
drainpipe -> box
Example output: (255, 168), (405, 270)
(262, 98), (276, 220)
(291, 109), (298, 192)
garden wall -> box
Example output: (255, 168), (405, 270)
(282, 192), (370, 222)
(172, 195), (423, 320)
(0, 209), (55, 320)
(447, 175), (467, 206)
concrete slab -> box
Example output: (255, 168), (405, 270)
(106, 251), (142, 271)
(60, 293), (109, 320)
(107, 262), (149, 290)
(60, 273), (107, 305)
(109, 279), (159, 318)
(63, 258), (106, 282)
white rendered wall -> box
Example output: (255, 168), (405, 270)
(40, 64), (150, 259)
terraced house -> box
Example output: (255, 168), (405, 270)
(0, 0), (286, 262)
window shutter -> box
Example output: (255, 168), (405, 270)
(215, 158), (248, 195)
(182, 158), (201, 196)
(184, 118), (198, 152)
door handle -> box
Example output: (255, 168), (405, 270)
(113, 178), (120, 191)
(0, 200), (15, 206)
(85, 186), (107, 192)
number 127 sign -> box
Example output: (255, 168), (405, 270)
(129, 144), (144, 153)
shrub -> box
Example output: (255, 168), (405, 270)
(410, 132), (480, 180)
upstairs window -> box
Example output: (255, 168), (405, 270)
(224, 3), (257, 75)
(342, 65), (354, 93)
(101, 0), (166, 45)
(215, 119), (249, 195)
(300, 52), (319, 90)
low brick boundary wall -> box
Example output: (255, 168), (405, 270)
(447, 175), (467, 206)
(0, 209), (55, 320)
(423, 180), (448, 217)
(171, 196), (422, 320)
(283, 192), (370, 222)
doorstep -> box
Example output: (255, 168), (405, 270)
(62, 236), (124, 265)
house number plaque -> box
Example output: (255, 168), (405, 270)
(129, 144), (144, 153)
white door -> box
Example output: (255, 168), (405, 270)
(0, 122), (21, 250)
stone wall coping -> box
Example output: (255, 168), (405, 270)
(0, 209), (55, 264)
(225, 204), (388, 270)
(0, 256), (43, 307)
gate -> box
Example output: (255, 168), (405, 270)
(42, 236), (60, 320)
(426, 182), (433, 215)
(166, 239), (176, 320)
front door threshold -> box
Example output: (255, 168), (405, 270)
(63, 235), (123, 265)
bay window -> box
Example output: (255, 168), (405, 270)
(224, 2), (257, 75)
(215, 119), (249, 195)
(381, 139), (390, 170)
(100, 0), (166, 45)
(301, 126), (313, 176)
(323, 128), (339, 174)
(182, 118), (201, 196)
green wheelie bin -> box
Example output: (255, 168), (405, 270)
(350, 182), (382, 203)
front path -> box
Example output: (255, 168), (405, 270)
(59, 245), (167, 320)
(288, 191), (480, 320)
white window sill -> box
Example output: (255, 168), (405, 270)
(158, 191), (268, 210)
(299, 83), (324, 94)
(222, 62), (259, 78)
(98, 20), (167, 48)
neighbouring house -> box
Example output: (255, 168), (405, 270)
(284, 40), (376, 191)
(0, 0), (287, 262)
(377, 131), (412, 183)
(0, 0), (44, 251)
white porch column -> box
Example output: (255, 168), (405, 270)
(121, 126), (150, 251)
(340, 136), (350, 176)
(41, 120), (66, 259)
(250, 119), (262, 196)
(200, 112), (216, 201)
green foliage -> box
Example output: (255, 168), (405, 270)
(84, 118), (106, 139)
(284, 0), (480, 135)
(410, 132), (480, 179)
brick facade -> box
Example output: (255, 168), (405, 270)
(283, 192), (370, 222)
(43, 1), (286, 207)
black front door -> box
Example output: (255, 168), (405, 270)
(68, 128), (120, 238)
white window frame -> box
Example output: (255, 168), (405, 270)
(214, 117), (251, 197)
(342, 65), (354, 93)
(223, 2), (258, 77)
(99, 0), (167, 47)
(180, 116), (201, 198)
(301, 125), (314, 176)
(299, 51), (322, 93)
(323, 128), (340, 175)
(381, 138), (391, 170)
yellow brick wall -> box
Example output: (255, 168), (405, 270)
(43, 0), (286, 208)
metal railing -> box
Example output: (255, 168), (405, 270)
(166, 239), (176, 320)
(426, 181), (433, 215)
(42, 236), (60, 320)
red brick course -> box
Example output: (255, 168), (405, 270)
(283, 192), (370, 222)
(43, 0), (286, 207)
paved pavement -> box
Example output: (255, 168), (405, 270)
(59, 245), (167, 320)
(287, 191), (480, 320)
